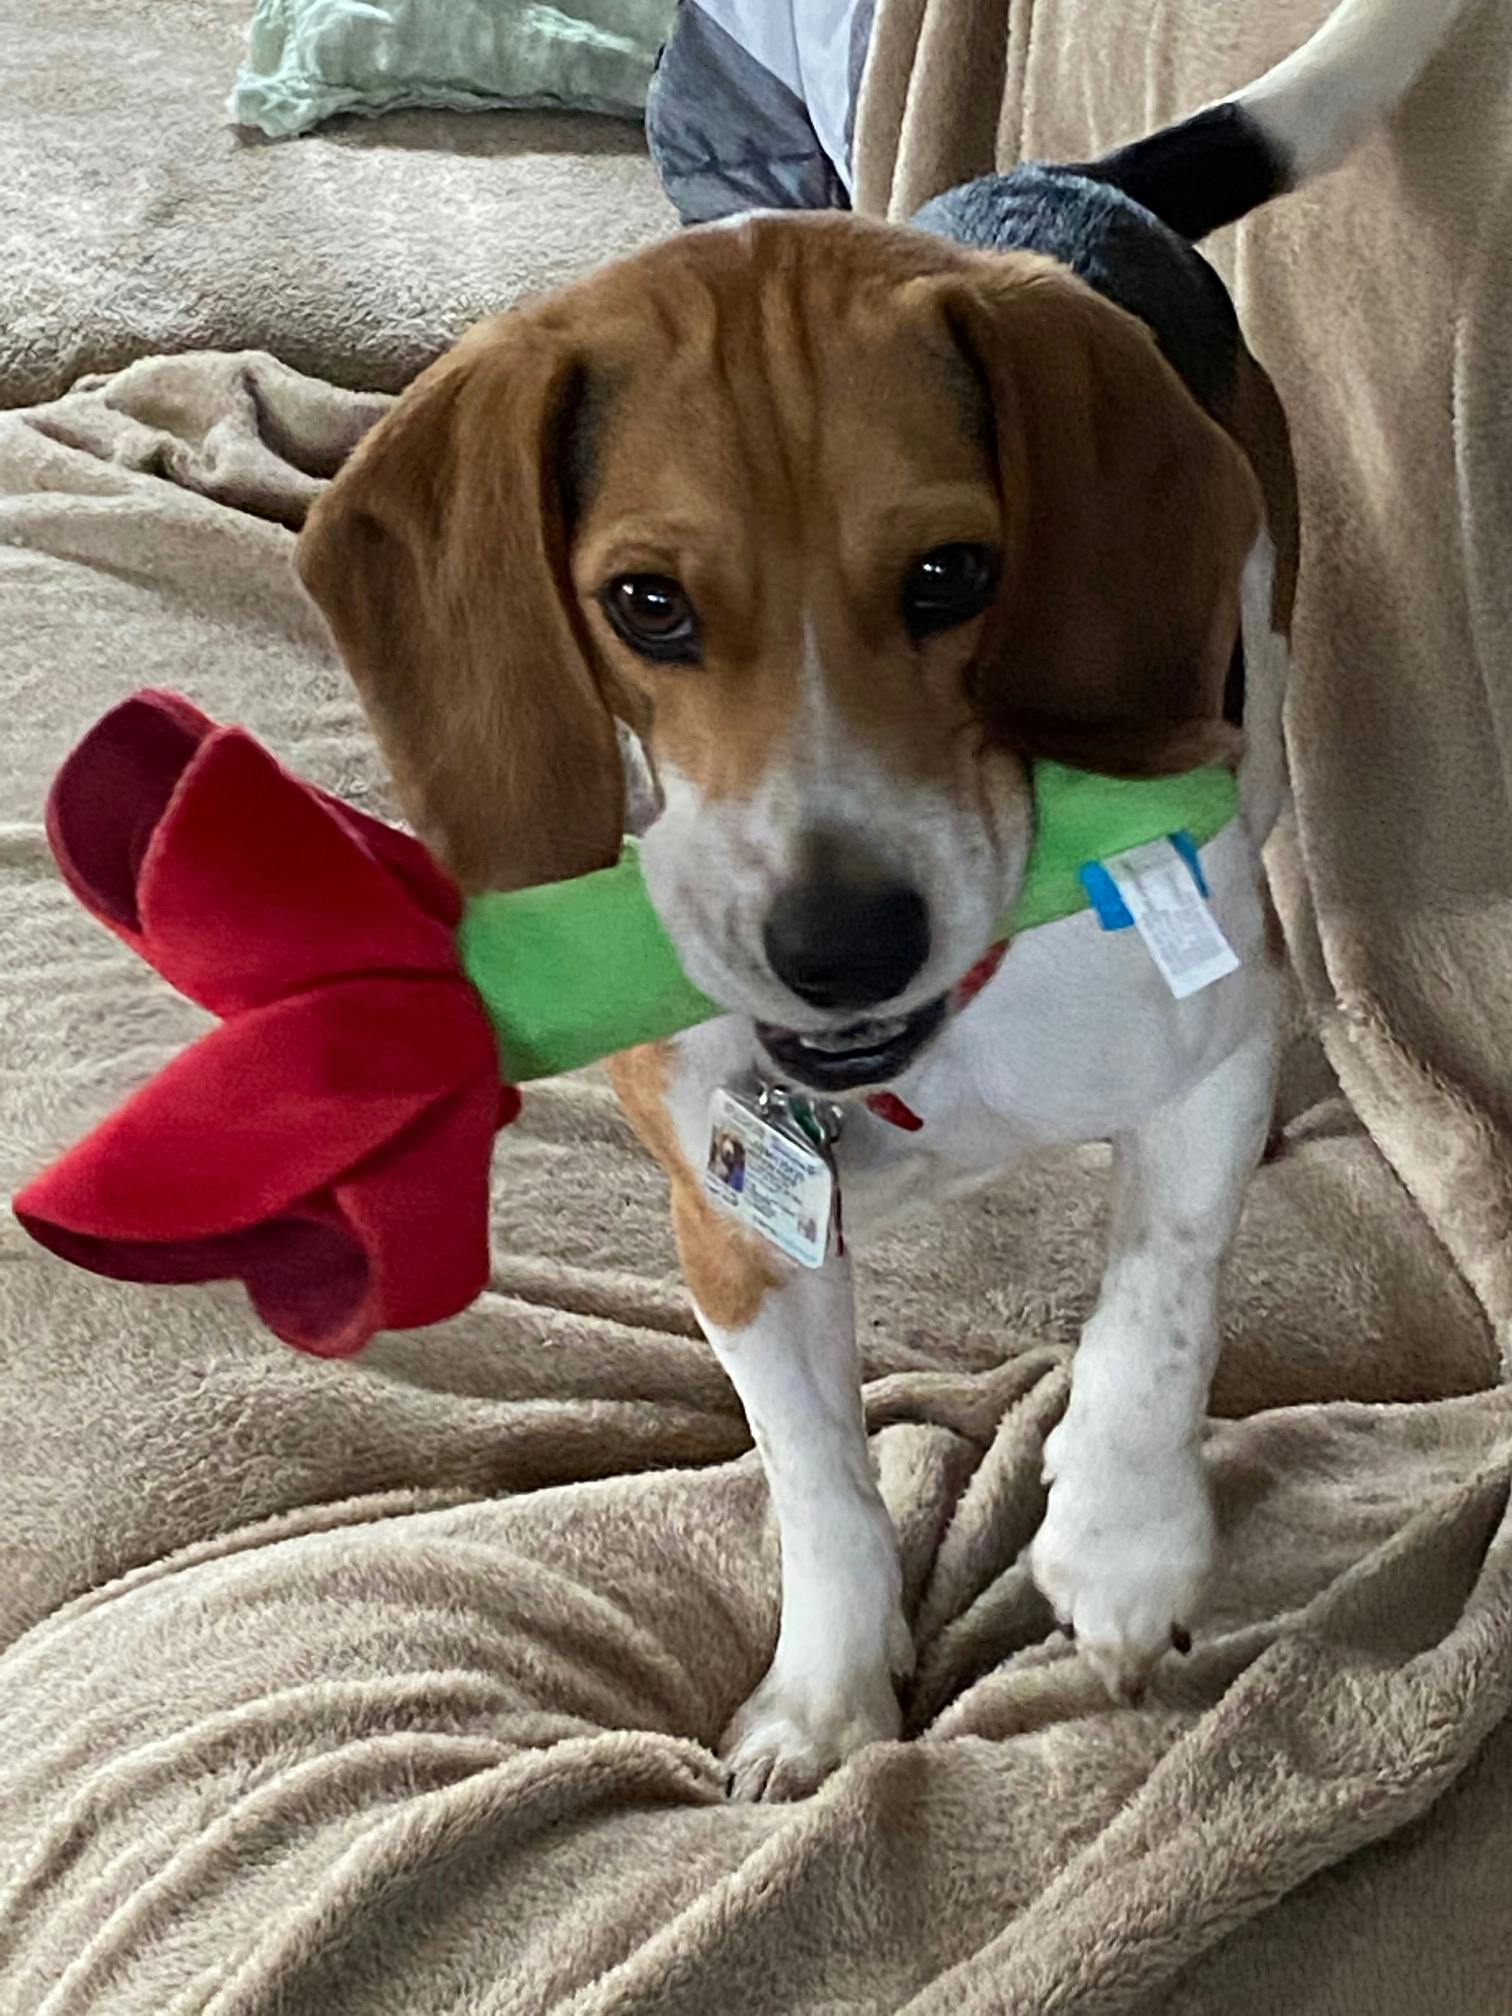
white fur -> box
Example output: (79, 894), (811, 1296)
(1233, 0), (1474, 181)
(649, 535), (1289, 1797)
(638, 629), (1028, 1034)
(703, 1262), (911, 1801)
(1028, 1012), (1275, 1697)
(1236, 536), (1287, 845)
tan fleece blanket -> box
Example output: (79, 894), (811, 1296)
(4, 2), (1512, 2005)
(1, 344), (1511, 2010)
(0, 0), (672, 409)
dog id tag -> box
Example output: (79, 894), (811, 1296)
(704, 1085), (840, 1269)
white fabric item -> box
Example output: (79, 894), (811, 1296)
(698, 0), (866, 188)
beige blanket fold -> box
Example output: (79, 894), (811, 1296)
(856, 0), (1512, 1354)
(1, 336), (1511, 2012)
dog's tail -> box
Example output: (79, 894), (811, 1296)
(1084, 0), (1473, 241)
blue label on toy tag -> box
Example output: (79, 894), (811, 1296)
(1080, 861), (1134, 930)
(1167, 830), (1211, 897)
(1081, 830), (1207, 930)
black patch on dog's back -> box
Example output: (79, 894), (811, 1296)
(913, 165), (1244, 414)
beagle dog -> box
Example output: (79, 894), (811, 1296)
(299, 0), (1470, 1800)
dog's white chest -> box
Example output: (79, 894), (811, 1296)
(843, 822), (1271, 1216)
(665, 820), (1272, 1242)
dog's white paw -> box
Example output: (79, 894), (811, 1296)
(721, 1608), (911, 1802)
(1030, 1422), (1213, 1700)
(721, 1660), (902, 1802)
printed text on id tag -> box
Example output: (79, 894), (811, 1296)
(704, 1088), (835, 1269)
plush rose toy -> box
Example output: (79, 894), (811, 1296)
(11, 691), (716, 1356)
(13, 690), (1236, 1356)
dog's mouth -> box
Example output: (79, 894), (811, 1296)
(754, 995), (948, 1093)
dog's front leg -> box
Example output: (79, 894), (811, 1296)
(1029, 1004), (1278, 1697)
(679, 1202), (910, 1801)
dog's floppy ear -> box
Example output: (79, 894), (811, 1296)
(297, 317), (623, 892)
(938, 261), (1262, 776)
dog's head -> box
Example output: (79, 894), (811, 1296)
(299, 215), (1259, 1091)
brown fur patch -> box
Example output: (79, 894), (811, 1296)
(298, 326), (624, 893)
(565, 228), (1008, 806)
(608, 1043), (783, 1332)
(300, 213), (1268, 892)
(935, 260), (1263, 777)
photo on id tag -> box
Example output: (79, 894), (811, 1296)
(704, 1087), (835, 1269)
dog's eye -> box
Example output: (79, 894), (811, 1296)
(601, 574), (700, 664)
(901, 543), (1000, 641)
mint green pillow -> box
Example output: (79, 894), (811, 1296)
(231, 0), (678, 139)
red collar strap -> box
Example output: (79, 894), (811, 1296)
(862, 939), (1009, 1133)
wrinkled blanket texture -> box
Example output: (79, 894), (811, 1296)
(3, 0), (1512, 2011)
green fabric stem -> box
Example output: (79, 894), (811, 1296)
(459, 760), (1239, 1082)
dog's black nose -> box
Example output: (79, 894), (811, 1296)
(763, 848), (930, 1010)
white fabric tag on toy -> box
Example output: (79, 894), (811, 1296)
(704, 1086), (837, 1269)
(1104, 836), (1240, 999)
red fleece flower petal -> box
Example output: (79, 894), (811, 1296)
(45, 690), (215, 948)
(135, 734), (462, 1014)
(14, 692), (519, 1355)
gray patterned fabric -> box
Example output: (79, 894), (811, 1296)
(647, 0), (873, 224)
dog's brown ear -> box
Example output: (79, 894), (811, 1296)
(297, 317), (623, 892)
(937, 260), (1262, 776)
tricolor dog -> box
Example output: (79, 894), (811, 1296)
(300, 0), (1472, 1799)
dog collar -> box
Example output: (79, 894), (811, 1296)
(460, 759), (1240, 1082)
